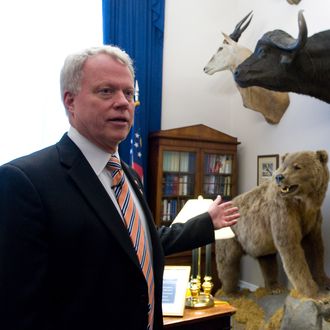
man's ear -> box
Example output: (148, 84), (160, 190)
(63, 91), (75, 115)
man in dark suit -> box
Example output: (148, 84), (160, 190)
(0, 45), (239, 330)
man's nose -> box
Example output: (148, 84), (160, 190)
(114, 90), (130, 104)
(116, 90), (128, 102)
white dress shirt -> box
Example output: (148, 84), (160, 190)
(67, 126), (153, 258)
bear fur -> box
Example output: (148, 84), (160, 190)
(216, 150), (330, 297)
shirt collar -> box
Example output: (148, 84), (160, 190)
(68, 126), (119, 175)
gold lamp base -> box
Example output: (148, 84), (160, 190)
(185, 292), (215, 309)
(185, 275), (214, 309)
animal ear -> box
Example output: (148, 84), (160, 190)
(222, 32), (236, 46)
(281, 153), (289, 162)
(316, 150), (328, 164)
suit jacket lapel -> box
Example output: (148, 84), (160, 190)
(56, 134), (141, 270)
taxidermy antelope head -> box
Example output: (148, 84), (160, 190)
(204, 12), (290, 124)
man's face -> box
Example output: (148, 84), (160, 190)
(64, 53), (135, 153)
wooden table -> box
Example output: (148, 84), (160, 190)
(163, 302), (236, 330)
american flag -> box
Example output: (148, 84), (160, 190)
(130, 81), (144, 182)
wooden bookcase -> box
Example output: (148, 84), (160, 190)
(148, 124), (240, 292)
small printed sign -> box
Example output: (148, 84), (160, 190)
(162, 266), (191, 316)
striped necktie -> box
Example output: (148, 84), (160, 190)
(107, 155), (154, 330)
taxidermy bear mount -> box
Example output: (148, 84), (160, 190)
(216, 150), (330, 298)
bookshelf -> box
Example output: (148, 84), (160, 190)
(161, 150), (196, 223)
(147, 124), (240, 292)
(148, 124), (239, 226)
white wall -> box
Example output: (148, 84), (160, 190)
(162, 0), (330, 287)
(0, 1), (102, 165)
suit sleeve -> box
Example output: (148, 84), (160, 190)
(123, 163), (215, 257)
(157, 212), (215, 256)
(0, 164), (48, 330)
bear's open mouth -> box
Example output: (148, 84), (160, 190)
(280, 185), (298, 194)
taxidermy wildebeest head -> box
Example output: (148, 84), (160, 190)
(234, 10), (330, 104)
(204, 12), (290, 124)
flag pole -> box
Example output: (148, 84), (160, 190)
(130, 80), (144, 182)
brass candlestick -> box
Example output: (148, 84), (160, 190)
(186, 275), (214, 308)
(185, 245), (215, 309)
(171, 196), (235, 309)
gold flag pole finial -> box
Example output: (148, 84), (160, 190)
(134, 80), (140, 107)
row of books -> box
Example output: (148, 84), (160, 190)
(162, 174), (193, 196)
(161, 199), (186, 222)
(203, 175), (231, 196)
(163, 151), (195, 172)
(204, 154), (232, 174)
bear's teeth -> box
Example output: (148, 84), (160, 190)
(281, 187), (290, 193)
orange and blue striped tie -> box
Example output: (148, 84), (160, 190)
(107, 155), (154, 330)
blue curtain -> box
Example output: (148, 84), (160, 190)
(102, 0), (164, 189)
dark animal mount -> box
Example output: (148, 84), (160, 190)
(234, 10), (330, 104)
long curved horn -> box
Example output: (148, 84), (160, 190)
(268, 10), (307, 51)
(229, 11), (253, 42)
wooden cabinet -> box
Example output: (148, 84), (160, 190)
(148, 124), (239, 225)
(147, 124), (240, 292)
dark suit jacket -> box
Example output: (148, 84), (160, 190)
(0, 133), (215, 330)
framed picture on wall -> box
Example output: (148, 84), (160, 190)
(257, 154), (279, 185)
